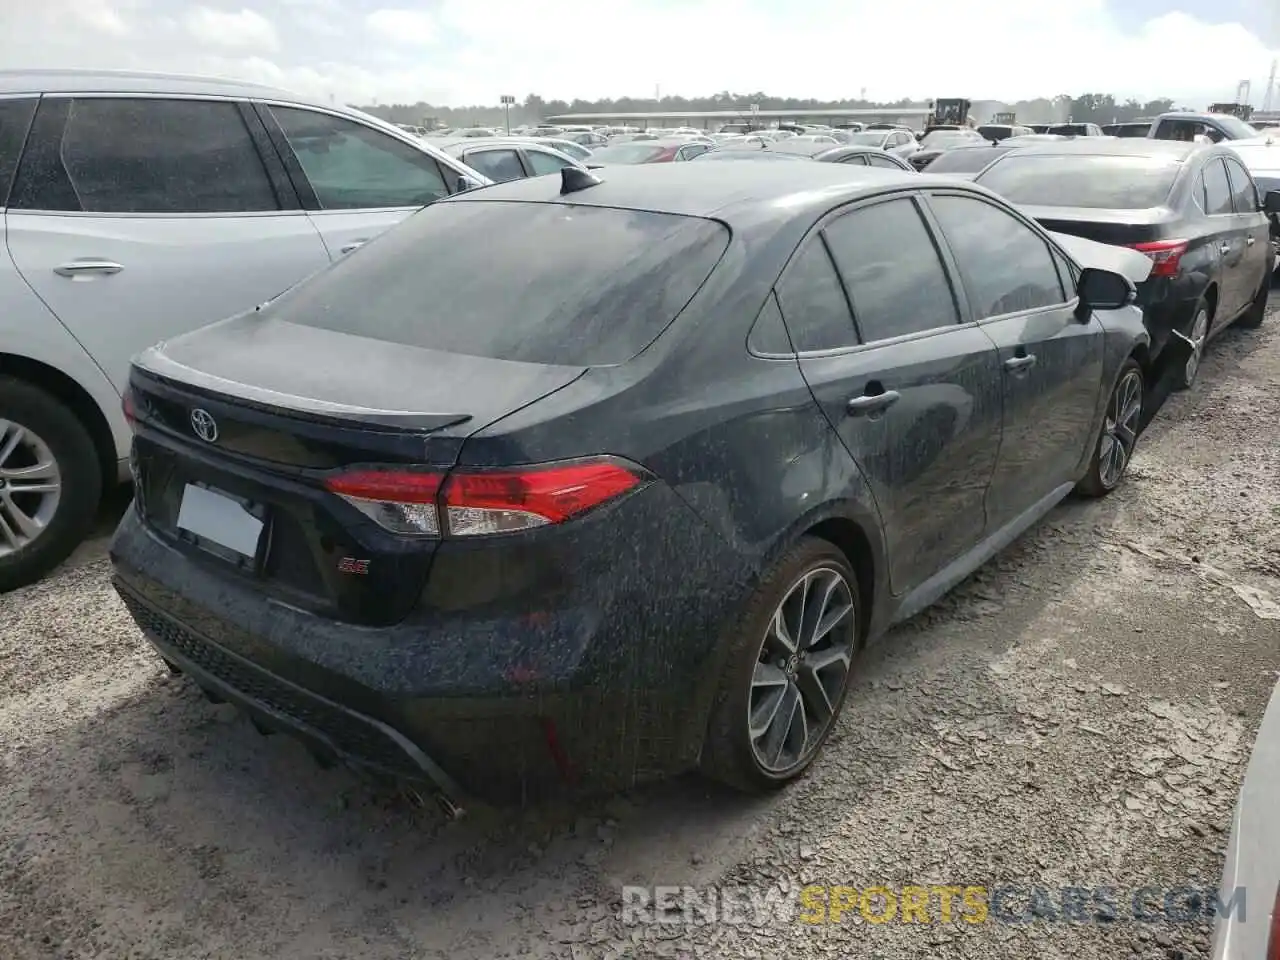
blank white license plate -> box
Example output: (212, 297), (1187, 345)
(176, 484), (264, 559)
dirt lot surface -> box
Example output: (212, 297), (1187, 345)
(3, 308), (1279, 960)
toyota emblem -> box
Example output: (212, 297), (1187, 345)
(190, 408), (218, 443)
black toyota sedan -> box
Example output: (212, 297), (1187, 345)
(111, 163), (1163, 811)
(974, 140), (1277, 388)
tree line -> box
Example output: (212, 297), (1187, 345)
(359, 92), (1189, 129)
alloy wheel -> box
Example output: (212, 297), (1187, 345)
(1098, 369), (1143, 489)
(748, 566), (857, 774)
(0, 419), (63, 557)
(1184, 308), (1209, 386)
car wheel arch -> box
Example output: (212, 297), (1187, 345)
(1129, 341), (1153, 375)
(1202, 283), (1219, 321)
(687, 501), (887, 748)
(804, 515), (878, 644)
(761, 500), (888, 635)
(0, 353), (116, 487)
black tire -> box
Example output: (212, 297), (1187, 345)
(1236, 274), (1270, 329)
(701, 536), (862, 793)
(0, 378), (102, 592)
(1075, 359), (1144, 499)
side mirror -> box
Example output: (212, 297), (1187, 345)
(454, 174), (483, 193)
(1077, 267), (1135, 312)
(1263, 190), (1280, 215)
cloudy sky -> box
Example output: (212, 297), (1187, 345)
(2, 0), (1278, 108)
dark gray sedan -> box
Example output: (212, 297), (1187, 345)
(110, 162), (1177, 808)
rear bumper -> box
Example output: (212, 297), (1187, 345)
(110, 494), (749, 800)
(116, 584), (469, 809)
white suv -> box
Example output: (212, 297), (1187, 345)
(0, 69), (490, 590)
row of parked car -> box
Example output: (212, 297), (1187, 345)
(455, 122), (1280, 399)
(2, 68), (1276, 816)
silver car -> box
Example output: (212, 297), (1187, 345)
(1210, 676), (1280, 960)
(0, 69), (490, 590)
(426, 136), (591, 182)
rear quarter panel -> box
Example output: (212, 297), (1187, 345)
(462, 222), (893, 629)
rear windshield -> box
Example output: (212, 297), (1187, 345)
(590, 143), (668, 163)
(843, 132), (890, 146)
(975, 154), (1180, 209)
(269, 200), (730, 366)
(920, 130), (979, 149)
(924, 147), (1007, 173)
(1105, 123), (1151, 138)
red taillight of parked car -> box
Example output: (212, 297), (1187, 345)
(1266, 881), (1280, 960)
(324, 459), (645, 538)
(1130, 239), (1189, 278)
(121, 388), (137, 429)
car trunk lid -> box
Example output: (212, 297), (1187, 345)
(1019, 205), (1173, 246)
(127, 316), (586, 627)
(133, 313), (586, 470)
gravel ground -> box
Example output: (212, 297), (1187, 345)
(3, 308), (1279, 960)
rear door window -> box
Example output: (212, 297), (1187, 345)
(839, 154), (868, 165)
(1223, 156), (1260, 214)
(269, 105), (451, 208)
(774, 240), (859, 351)
(464, 148), (526, 182)
(523, 149), (572, 177)
(866, 154), (905, 170)
(823, 197), (959, 342)
(1201, 158), (1234, 215)
(18, 97), (279, 213)
(929, 195), (1066, 319)
(268, 200), (730, 366)
(0, 98), (36, 207)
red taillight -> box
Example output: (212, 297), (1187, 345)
(122, 388), (137, 427)
(323, 459), (644, 538)
(1267, 882), (1280, 960)
(1130, 239), (1188, 278)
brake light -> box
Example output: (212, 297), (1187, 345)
(1129, 239), (1188, 278)
(323, 459), (645, 538)
(122, 389), (137, 428)
(1267, 882), (1280, 960)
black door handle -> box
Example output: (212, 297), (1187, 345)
(846, 391), (901, 416)
(1004, 354), (1037, 371)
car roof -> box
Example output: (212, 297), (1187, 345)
(815, 145), (898, 158)
(701, 149), (810, 161)
(599, 137), (702, 147)
(431, 136), (557, 150)
(994, 139), (1201, 160)
(0, 67), (297, 100)
(450, 161), (953, 223)
(1158, 111), (1241, 121)
(1228, 138), (1280, 172)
